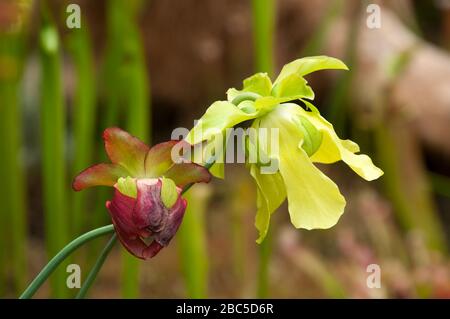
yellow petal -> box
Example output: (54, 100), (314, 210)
(298, 101), (384, 181)
(259, 104), (347, 230)
(250, 164), (286, 243)
(186, 100), (257, 145)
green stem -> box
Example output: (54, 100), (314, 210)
(19, 225), (114, 299)
(109, 0), (151, 298)
(257, 231), (271, 298)
(251, 0), (275, 299)
(0, 28), (27, 294)
(177, 187), (209, 298)
(76, 160), (216, 298)
(69, 24), (96, 237)
(22, 155), (217, 299)
(76, 234), (117, 299)
(40, 6), (69, 297)
(251, 0), (275, 75)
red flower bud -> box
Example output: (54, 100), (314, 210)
(106, 178), (187, 260)
(72, 127), (211, 259)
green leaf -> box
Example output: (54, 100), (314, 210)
(116, 176), (137, 198)
(160, 177), (178, 208)
(243, 72), (272, 96)
(272, 73), (315, 100)
(274, 56), (348, 85)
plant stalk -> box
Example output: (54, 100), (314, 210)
(19, 225), (115, 299)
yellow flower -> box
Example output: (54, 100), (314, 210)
(187, 56), (383, 242)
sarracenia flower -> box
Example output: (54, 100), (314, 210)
(186, 56), (384, 243)
(73, 128), (211, 259)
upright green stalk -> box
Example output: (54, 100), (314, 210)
(177, 186), (210, 298)
(230, 179), (252, 290)
(251, 0), (275, 76)
(20, 225), (115, 299)
(39, 9), (68, 297)
(90, 0), (126, 236)
(69, 25), (96, 236)
(251, 0), (275, 298)
(76, 234), (117, 299)
(0, 18), (28, 294)
(103, 0), (151, 298)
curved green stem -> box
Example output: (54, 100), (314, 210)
(76, 234), (117, 299)
(21, 158), (217, 299)
(19, 224), (114, 299)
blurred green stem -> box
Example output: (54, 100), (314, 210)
(0, 27), (28, 294)
(70, 25), (96, 236)
(23, 159), (216, 299)
(257, 231), (271, 298)
(116, 0), (151, 298)
(251, 0), (275, 298)
(19, 225), (115, 299)
(76, 234), (117, 299)
(177, 186), (210, 298)
(39, 7), (69, 297)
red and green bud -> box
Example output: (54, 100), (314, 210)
(73, 127), (211, 259)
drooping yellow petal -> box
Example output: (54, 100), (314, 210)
(294, 100), (384, 181)
(259, 104), (347, 230)
(250, 164), (286, 243)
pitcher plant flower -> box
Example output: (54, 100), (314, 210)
(73, 128), (211, 259)
(186, 56), (384, 243)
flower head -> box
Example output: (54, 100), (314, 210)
(186, 56), (383, 242)
(73, 128), (211, 259)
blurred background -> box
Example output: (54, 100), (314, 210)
(1, 0), (450, 298)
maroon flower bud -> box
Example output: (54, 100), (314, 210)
(73, 128), (211, 259)
(106, 178), (187, 259)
